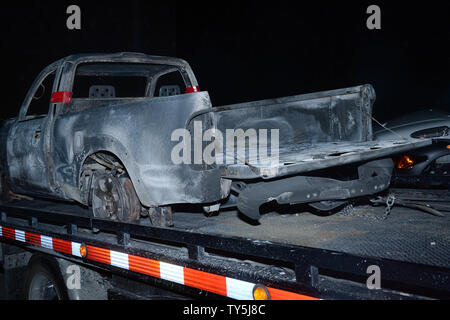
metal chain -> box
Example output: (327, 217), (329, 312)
(381, 194), (396, 221)
(336, 194), (396, 221)
(336, 203), (357, 218)
(339, 203), (354, 216)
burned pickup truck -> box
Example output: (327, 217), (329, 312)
(0, 53), (430, 225)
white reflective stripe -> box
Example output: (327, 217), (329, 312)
(226, 278), (255, 300)
(0, 226), (2, 237)
(72, 242), (81, 257)
(40, 235), (53, 250)
(15, 229), (25, 242)
(110, 250), (129, 270)
(160, 262), (184, 285)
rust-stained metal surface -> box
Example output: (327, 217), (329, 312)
(0, 53), (432, 220)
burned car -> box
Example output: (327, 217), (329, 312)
(375, 109), (450, 188)
(0, 53), (431, 225)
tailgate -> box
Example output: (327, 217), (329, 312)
(219, 139), (431, 179)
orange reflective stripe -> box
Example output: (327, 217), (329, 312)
(87, 245), (111, 264)
(52, 238), (72, 254)
(25, 232), (41, 246)
(128, 255), (160, 278)
(184, 268), (228, 297)
(2, 227), (15, 239)
(267, 287), (319, 300)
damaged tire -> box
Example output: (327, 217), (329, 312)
(24, 258), (68, 300)
(91, 172), (141, 223)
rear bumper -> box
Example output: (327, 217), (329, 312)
(237, 158), (394, 220)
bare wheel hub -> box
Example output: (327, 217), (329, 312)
(92, 172), (140, 222)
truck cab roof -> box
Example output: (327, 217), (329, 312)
(58, 52), (191, 68)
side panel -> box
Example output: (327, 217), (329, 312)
(2, 62), (61, 198)
(52, 91), (227, 206)
(6, 117), (51, 195)
(211, 84), (375, 151)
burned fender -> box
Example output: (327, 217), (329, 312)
(237, 158), (394, 220)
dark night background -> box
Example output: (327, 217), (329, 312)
(0, 1), (449, 122)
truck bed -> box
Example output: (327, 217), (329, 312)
(197, 84), (432, 179)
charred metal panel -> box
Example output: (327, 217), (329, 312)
(187, 84), (431, 179)
(7, 118), (49, 193)
(52, 91), (225, 207)
(5, 61), (61, 197)
(213, 85), (375, 144)
(221, 139), (431, 179)
(189, 85), (377, 175)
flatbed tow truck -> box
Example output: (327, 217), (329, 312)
(0, 188), (449, 300)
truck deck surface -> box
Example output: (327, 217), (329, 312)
(175, 205), (450, 269)
(2, 189), (449, 270)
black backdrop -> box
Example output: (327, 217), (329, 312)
(1, 1), (449, 122)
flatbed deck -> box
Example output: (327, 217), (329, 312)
(9, 190), (448, 269)
(175, 201), (450, 269)
(0, 188), (449, 299)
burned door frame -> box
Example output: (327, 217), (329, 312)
(6, 62), (61, 196)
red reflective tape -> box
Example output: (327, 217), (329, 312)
(2, 227), (15, 240)
(184, 268), (227, 297)
(87, 245), (111, 264)
(185, 86), (200, 94)
(267, 287), (319, 300)
(128, 255), (160, 278)
(51, 91), (72, 103)
(25, 232), (41, 246)
(52, 238), (73, 254)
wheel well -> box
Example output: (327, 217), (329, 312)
(79, 151), (127, 205)
(27, 254), (60, 274)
